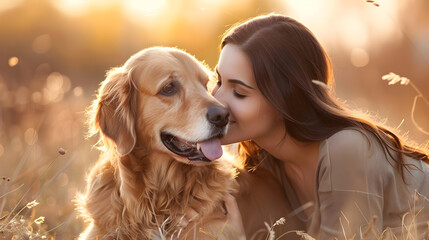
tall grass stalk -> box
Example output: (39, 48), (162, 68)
(0, 149), (75, 239)
(382, 72), (429, 136)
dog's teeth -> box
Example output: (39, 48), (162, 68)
(196, 143), (201, 150)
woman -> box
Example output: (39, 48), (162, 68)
(215, 14), (429, 239)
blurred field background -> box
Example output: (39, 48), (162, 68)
(0, 0), (428, 238)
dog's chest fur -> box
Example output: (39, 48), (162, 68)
(90, 150), (237, 238)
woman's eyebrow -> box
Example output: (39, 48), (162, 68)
(228, 79), (255, 89)
(215, 68), (255, 90)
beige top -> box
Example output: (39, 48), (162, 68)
(261, 129), (429, 239)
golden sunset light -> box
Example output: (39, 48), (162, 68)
(0, 0), (427, 238)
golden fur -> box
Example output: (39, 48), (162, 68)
(77, 47), (239, 239)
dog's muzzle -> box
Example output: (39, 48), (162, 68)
(161, 132), (224, 162)
(161, 105), (229, 162)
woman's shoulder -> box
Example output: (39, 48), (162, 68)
(325, 128), (372, 150)
(320, 128), (378, 163)
(317, 128), (390, 192)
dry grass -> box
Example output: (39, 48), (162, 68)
(0, 147), (84, 239)
(382, 72), (429, 136)
(0, 67), (95, 238)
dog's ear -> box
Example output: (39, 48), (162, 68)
(93, 67), (137, 156)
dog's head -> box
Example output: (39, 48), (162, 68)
(89, 47), (229, 164)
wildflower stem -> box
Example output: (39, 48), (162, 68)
(275, 230), (303, 240)
(0, 184), (24, 200)
(409, 82), (429, 106)
(410, 95), (429, 135)
(409, 82), (429, 135)
(0, 205), (28, 231)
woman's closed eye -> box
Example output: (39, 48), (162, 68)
(216, 80), (246, 98)
(215, 69), (249, 99)
(233, 90), (246, 99)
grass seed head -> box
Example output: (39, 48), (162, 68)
(26, 200), (39, 209)
(34, 216), (45, 224)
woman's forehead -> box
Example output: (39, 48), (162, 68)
(218, 44), (256, 87)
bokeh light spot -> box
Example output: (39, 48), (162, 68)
(62, 75), (71, 92)
(73, 86), (83, 96)
(8, 57), (19, 67)
(46, 72), (63, 91)
(350, 48), (370, 67)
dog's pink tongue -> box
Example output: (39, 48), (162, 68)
(200, 138), (223, 161)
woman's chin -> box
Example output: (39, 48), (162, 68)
(220, 134), (249, 146)
(220, 136), (234, 145)
(220, 133), (241, 145)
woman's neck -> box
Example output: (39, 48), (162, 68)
(255, 135), (320, 205)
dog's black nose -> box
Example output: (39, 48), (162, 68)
(207, 106), (229, 127)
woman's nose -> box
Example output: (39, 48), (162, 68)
(212, 86), (228, 108)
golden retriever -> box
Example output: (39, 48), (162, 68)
(77, 47), (239, 239)
(77, 46), (305, 240)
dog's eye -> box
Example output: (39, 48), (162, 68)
(159, 81), (178, 96)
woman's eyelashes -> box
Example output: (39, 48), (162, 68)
(233, 90), (246, 99)
(216, 75), (246, 99)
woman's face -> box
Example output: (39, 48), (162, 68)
(212, 44), (283, 145)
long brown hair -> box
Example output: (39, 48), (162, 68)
(221, 14), (428, 176)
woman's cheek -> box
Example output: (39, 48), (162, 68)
(234, 100), (256, 123)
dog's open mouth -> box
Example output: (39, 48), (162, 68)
(160, 132), (223, 162)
